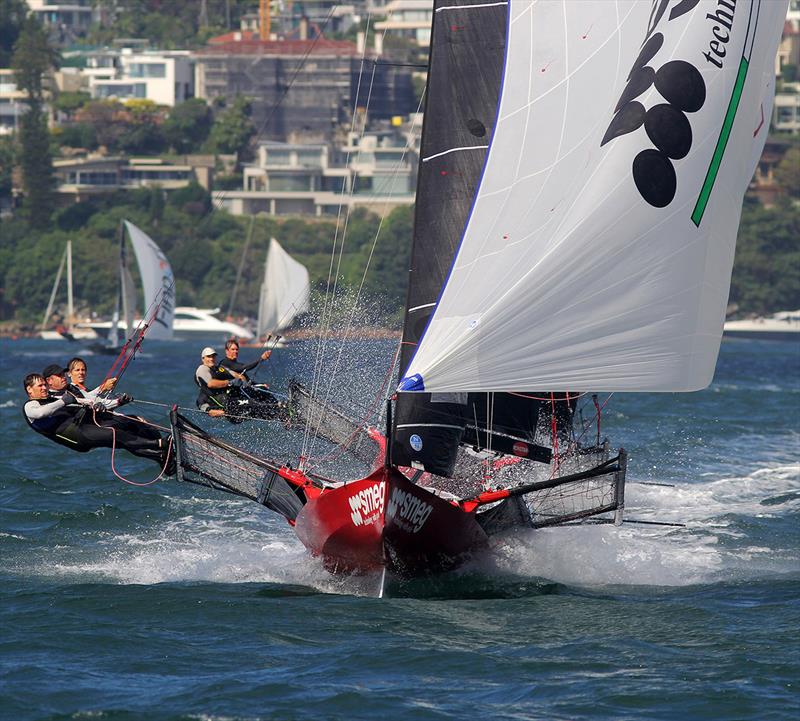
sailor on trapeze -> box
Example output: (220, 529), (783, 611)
(23, 365), (174, 474)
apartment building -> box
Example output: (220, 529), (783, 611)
(89, 49), (195, 106)
(194, 31), (413, 142)
(216, 121), (419, 216)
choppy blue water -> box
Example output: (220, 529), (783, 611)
(1, 336), (798, 721)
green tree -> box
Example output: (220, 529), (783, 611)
(76, 100), (126, 150)
(0, 0), (27, 67)
(118, 99), (167, 154)
(12, 17), (59, 228)
(11, 17), (59, 101)
(207, 96), (255, 159)
(0, 135), (13, 201)
(731, 199), (800, 314)
(774, 147), (800, 199)
(53, 90), (91, 119)
(164, 98), (213, 153)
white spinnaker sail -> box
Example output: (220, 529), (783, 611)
(257, 238), (310, 337)
(123, 220), (175, 340)
(402, 0), (786, 393)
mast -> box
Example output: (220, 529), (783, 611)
(391, 0), (548, 476)
(66, 240), (74, 331)
(41, 244), (67, 333)
(119, 222), (134, 335)
(227, 215), (255, 322)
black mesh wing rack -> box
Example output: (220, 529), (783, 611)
(170, 409), (306, 522)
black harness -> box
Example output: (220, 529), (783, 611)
(23, 397), (88, 451)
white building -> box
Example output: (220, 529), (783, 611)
(773, 86), (800, 134)
(0, 69), (27, 135)
(219, 122), (420, 216)
(89, 50), (194, 106)
(374, 0), (433, 47)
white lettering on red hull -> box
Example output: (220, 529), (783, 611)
(349, 483), (385, 527)
(386, 487), (433, 534)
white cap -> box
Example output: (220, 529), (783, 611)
(201, 346), (217, 358)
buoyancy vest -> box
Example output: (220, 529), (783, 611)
(23, 397), (89, 451)
(195, 364), (230, 410)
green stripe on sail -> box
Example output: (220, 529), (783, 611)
(691, 56), (750, 227)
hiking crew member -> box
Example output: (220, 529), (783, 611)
(195, 347), (245, 418)
(25, 371), (174, 473)
(67, 356), (117, 395)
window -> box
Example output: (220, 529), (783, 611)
(95, 83), (146, 99)
(128, 63), (167, 79)
(270, 174), (312, 191)
(78, 171), (117, 186)
(266, 150), (292, 165)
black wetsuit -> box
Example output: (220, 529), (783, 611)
(24, 393), (173, 472)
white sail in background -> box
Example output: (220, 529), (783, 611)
(257, 238), (310, 337)
(123, 220), (175, 340)
(402, 0), (787, 394)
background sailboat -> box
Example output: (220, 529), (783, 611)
(40, 240), (97, 341)
(256, 238), (310, 341)
(86, 220), (175, 349)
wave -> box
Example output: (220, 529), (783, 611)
(9, 460), (798, 595)
(484, 462), (799, 587)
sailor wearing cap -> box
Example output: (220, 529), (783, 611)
(194, 347), (246, 418)
(42, 363), (71, 396)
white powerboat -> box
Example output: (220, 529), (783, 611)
(724, 310), (800, 341)
(82, 307), (254, 340)
(173, 307), (254, 339)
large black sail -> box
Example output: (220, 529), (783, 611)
(392, 1), (552, 475)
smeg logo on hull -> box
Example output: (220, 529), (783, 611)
(386, 487), (433, 534)
(601, 0), (706, 208)
(349, 483), (385, 527)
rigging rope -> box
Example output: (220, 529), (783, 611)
(87, 406), (172, 487)
(98, 279), (175, 396)
(302, 86), (427, 464)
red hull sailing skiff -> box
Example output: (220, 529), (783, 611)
(170, 404), (626, 578)
(167, 0), (784, 579)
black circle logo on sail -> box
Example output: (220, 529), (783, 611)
(633, 149), (676, 208)
(466, 118), (486, 138)
(601, 33), (706, 208)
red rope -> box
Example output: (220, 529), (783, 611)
(89, 406), (171, 486)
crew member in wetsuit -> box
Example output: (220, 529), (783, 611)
(23, 372), (174, 474)
(219, 339), (271, 380)
(218, 339), (284, 421)
(45, 363), (127, 414)
(67, 356), (117, 396)
(195, 347), (242, 419)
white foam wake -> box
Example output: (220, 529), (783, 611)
(35, 462), (799, 592)
(484, 461), (799, 587)
(47, 496), (381, 596)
